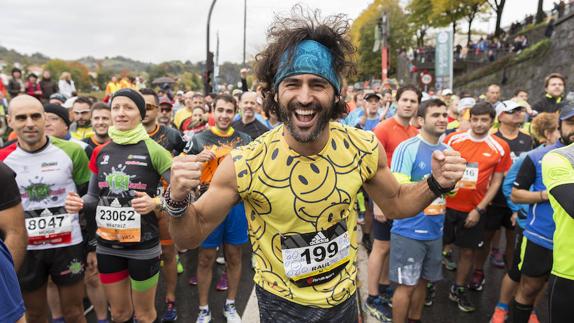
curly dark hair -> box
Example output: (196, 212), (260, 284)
(254, 5), (355, 121)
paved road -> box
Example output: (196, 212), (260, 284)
(86, 244), (255, 322)
(85, 234), (550, 323)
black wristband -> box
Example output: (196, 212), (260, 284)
(427, 174), (455, 197)
(475, 206), (487, 216)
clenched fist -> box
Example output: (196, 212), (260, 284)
(431, 150), (467, 189)
(170, 154), (203, 201)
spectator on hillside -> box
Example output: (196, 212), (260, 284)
(545, 19), (556, 37)
(58, 71), (76, 98)
(24, 73), (42, 100)
(39, 70), (58, 103)
(7, 68), (24, 99)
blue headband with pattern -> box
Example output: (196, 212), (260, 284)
(273, 40), (340, 94)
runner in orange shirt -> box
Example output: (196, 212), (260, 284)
(443, 102), (512, 312)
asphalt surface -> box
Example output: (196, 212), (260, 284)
(83, 232), (550, 323)
(86, 244), (255, 322)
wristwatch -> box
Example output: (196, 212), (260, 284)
(475, 206), (487, 216)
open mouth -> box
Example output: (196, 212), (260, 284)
(293, 108), (318, 126)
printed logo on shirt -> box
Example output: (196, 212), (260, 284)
(125, 161), (148, 167)
(101, 155), (110, 165)
(310, 232), (329, 245)
(127, 154), (147, 160)
(20, 177), (65, 202)
(99, 164), (148, 193)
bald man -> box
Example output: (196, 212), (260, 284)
(0, 95), (91, 323)
(231, 92), (269, 140)
(486, 84), (501, 107)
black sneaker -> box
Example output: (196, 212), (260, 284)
(449, 285), (476, 312)
(425, 283), (436, 306)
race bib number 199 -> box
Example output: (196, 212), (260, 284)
(96, 205), (141, 243)
(281, 221), (350, 287)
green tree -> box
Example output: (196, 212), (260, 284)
(43, 59), (92, 92)
(350, 0), (414, 81)
(407, 0), (433, 47)
(464, 0), (490, 44)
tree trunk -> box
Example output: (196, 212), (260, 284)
(536, 0), (545, 23)
(494, 0), (506, 37)
(467, 16), (474, 45)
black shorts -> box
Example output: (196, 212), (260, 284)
(18, 243), (85, 292)
(485, 205), (514, 231)
(256, 285), (358, 323)
(549, 274), (574, 323)
(97, 253), (160, 290)
(373, 218), (393, 241)
(508, 227), (524, 282)
(518, 237), (553, 278)
(443, 208), (485, 249)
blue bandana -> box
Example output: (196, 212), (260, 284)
(273, 40), (340, 94)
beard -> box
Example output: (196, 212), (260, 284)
(278, 99), (332, 144)
(561, 131), (574, 146)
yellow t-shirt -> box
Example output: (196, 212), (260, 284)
(173, 108), (193, 129)
(230, 122), (379, 308)
(71, 126), (94, 140)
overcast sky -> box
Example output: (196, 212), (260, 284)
(0, 0), (554, 64)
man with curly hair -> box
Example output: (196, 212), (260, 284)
(166, 6), (466, 322)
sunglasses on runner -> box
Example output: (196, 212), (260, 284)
(160, 107), (172, 113)
(145, 103), (158, 111)
(504, 107), (525, 114)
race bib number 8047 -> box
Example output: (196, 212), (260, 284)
(26, 214), (73, 245)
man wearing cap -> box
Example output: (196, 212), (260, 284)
(510, 104), (574, 322)
(158, 97), (176, 128)
(167, 9), (466, 322)
(468, 100), (533, 292)
(533, 73), (566, 114)
(70, 97), (94, 140)
(356, 92), (382, 131)
(49, 93), (68, 106)
(448, 97), (475, 134)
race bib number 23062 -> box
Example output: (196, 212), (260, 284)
(96, 205), (141, 243)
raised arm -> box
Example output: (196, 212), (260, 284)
(168, 154), (240, 249)
(363, 143), (465, 219)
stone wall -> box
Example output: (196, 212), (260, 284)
(454, 12), (574, 100)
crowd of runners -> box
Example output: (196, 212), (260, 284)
(0, 7), (574, 323)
